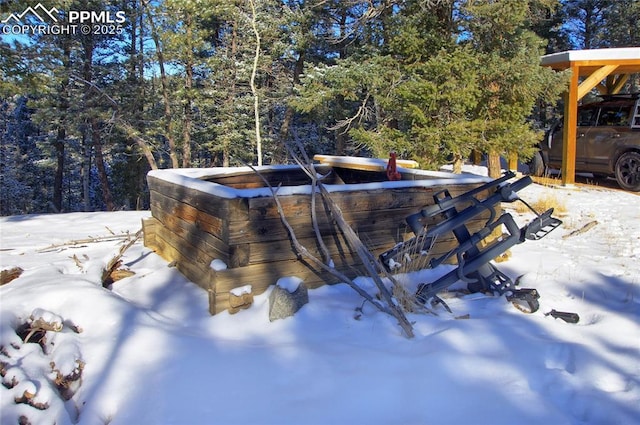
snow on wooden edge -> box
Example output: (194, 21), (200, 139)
(147, 162), (492, 200)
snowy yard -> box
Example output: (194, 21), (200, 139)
(1, 177), (639, 425)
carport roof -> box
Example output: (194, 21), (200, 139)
(541, 47), (640, 76)
(539, 47), (640, 187)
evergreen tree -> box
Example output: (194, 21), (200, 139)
(1, 0), (636, 215)
(603, 0), (640, 48)
(294, 0), (567, 175)
(457, 0), (568, 177)
(1, 97), (36, 215)
(556, 0), (639, 49)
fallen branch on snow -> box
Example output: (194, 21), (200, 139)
(36, 229), (140, 253)
(101, 229), (142, 287)
(562, 220), (598, 239)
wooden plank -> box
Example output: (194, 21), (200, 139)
(246, 187), (441, 221)
(577, 64), (618, 99)
(313, 154), (420, 170)
(213, 237), (471, 296)
(228, 205), (491, 245)
(145, 211), (499, 316)
(148, 174), (250, 221)
(149, 182), (494, 264)
(151, 221), (217, 289)
(233, 230), (468, 267)
(213, 258), (354, 294)
(152, 205), (231, 264)
(142, 217), (158, 248)
(150, 189), (488, 268)
(245, 184), (483, 222)
(151, 190), (228, 242)
(561, 63), (580, 186)
(227, 213), (400, 245)
(232, 233), (350, 265)
(212, 293), (230, 315)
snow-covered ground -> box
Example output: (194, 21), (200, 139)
(1, 174), (639, 425)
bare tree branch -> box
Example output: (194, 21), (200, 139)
(327, 92), (371, 133)
(244, 163), (389, 315)
(68, 74), (159, 171)
(248, 0), (263, 166)
(287, 150), (334, 265)
(284, 142), (416, 337)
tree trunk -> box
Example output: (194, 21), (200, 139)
(452, 153), (463, 174)
(487, 151), (502, 178)
(249, 0), (262, 166)
(92, 118), (116, 211)
(81, 33), (94, 212)
(53, 41), (71, 213)
(52, 128), (65, 213)
(132, 2), (150, 206)
(471, 150), (482, 165)
(81, 28), (114, 211)
(182, 10), (194, 168)
(144, 0), (179, 168)
(222, 19), (238, 167)
(275, 53), (305, 163)
(81, 130), (91, 211)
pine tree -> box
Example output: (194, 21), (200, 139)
(460, 0), (568, 177)
(0, 97), (37, 215)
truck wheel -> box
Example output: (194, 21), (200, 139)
(614, 151), (640, 192)
(528, 151), (545, 177)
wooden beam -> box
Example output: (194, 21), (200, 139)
(598, 74), (629, 95)
(609, 74), (629, 94)
(561, 64), (620, 186)
(313, 154), (419, 171)
(562, 64), (580, 186)
(577, 64), (619, 99)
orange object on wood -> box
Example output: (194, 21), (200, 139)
(386, 152), (402, 181)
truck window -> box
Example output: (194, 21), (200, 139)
(578, 109), (597, 126)
(597, 107), (630, 126)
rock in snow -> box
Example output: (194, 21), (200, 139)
(269, 277), (308, 321)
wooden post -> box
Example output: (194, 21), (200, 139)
(562, 64), (580, 186)
(562, 64), (620, 186)
(508, 152), (518, 172)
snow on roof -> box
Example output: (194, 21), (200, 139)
(541, 47), (640, 66)
(148, 163), (492, 200)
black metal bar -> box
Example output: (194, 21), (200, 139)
(411, 176), (532, 241)
(416, 214), (523, 302)
(405, 173), (518, 233)
(380, 171), (562, 312)
(415, 171), (517, 218)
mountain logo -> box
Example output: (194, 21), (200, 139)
(2, 3), (59, 24)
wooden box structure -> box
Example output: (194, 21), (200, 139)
(142, 157), (494, 314)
